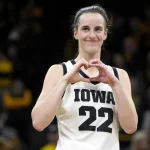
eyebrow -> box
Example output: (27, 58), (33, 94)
(81, 25), (103, 28)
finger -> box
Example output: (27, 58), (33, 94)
(89, 59), (101, 65)
(84, 65), (89, 70)
(89, 75), (99, 81)
(89, 77), (99, 82)
(80, 77), (90, 83)
(76, 58), (89, 70)
(88, 63), (105, 69)
(88, 63), (100, 67)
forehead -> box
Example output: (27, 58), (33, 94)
(78, 12), (105, 27)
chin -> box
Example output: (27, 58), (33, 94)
(86, 47), (99, 54)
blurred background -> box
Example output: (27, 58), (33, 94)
(0, 0), (149, 150)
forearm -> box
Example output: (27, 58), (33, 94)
(31, 77), (69, 131)
(111, 81), (138, 134)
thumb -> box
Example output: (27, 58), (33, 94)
(89, 77), (99, 82)
(80, 77), (90, 83)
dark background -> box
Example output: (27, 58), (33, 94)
(0, 0), (149, 150)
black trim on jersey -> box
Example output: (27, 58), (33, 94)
(71, 60), (89, 78)
(71, 60), (100, 85)
(61, 63), (67, 75)
(61, 63), (67, 98)
(112, 67), (119, 80)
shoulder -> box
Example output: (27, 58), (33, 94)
(48, 64), (63, 71)
(116, 68), (129, 79)
(44, 64), (64, 83)
(116, 68), (131, 88)
(43, 60), (70, 84)
(115, 68), (132, 94)
(47, 63), (66, 75)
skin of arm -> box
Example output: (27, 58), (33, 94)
(88, 59), (138, 134)
(112, 68), (138, 134)
(31, 64), (69, 131)
(31, 58), (89, 132)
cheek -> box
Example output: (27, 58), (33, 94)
(99, 33), (106, 40)
(78, 35), (86, 45)
(79, 33), (87, 40)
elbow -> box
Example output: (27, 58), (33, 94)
(32, 120), (45, 132)
(31, 107), (55, 132)
(124, 125), (137, 134)
(31, 110), (53, 132)
(122, 115), (138, 134)
(31, 110), (45, 132)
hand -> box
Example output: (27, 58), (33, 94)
(64, 58), (90, 84)
(88, 59), (119, 86)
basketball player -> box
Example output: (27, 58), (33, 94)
(31, 4), (138, 150)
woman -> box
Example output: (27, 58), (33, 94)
(31, 4), (138, 150)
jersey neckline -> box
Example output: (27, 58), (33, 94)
(70, 59), (100, 85)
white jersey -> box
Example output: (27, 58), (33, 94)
(56, 60), (120, 150)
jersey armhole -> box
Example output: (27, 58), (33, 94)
(61, 63), (67, 98)
(112, 67), (119, 80)
(112, 67), (119, 117)
(61, 63), (67, 75)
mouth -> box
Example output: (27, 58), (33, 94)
(86, 40), (98, 44)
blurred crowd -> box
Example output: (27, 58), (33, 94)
(0, 0), (150, 150)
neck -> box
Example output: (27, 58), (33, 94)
(75, 51), (101, 62)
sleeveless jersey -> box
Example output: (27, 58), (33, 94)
(56, 60), (120, 150)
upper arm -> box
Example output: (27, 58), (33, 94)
(117, 68), (132, 99)
(36, 64), (64, 104)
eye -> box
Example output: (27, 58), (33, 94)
(95, 27), (103, 32)
(82, 26), (89, 31)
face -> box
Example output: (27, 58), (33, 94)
(74, 12), (107, 55)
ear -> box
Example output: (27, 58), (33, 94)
(74, 29), (78, 40)
(103, 29), (108, 40)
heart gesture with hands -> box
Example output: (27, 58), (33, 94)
(88, 59), (119, 86)
(64, 58), (119, 86)
(64, 58), (90, 84)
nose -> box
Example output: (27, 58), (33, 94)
(89, 30), (96, 39)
